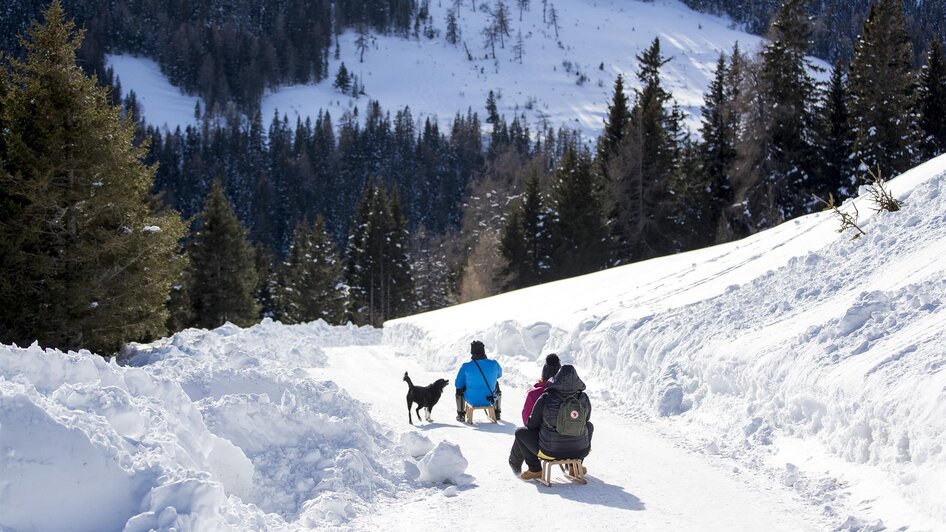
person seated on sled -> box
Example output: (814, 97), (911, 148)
(509, 364), (593, 480)
(521, 353), (561, 426)
(454, 340), (503, 422)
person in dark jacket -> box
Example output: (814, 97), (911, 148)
(509, 364), (594, 480)
(521, 353), (561, 426)
(454, 340), (503, 422)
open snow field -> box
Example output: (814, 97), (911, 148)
(104, 0), (822, 137)
(2, 153), (945, 530)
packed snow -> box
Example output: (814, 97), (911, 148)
(2, 154), (946, 530)
(103, 0), (817, 137)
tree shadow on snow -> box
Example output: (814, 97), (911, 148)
(531, 476), (645, 511)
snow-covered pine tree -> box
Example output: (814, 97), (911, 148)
(498, 209), (528, 290)
(486, 90), (500, 124)
(333, 63), (351, 93)
(816, 62), (856, 199)
(549, 145), (607, 279)
(446, 10), (460, 44)
(596, 74), (631, 179)
(750, 0), (820, 224)
(274, 217), (348, 325)
(346, 183), (413, 326)
(493, 0), (511, 48)
(0, 1), (186, 354)
(606, 37), (685, 263)
(848, 0), (921, 176)
(188, 180), (260, 329)
(699, 53), (738, 238)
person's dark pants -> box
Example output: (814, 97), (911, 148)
(455, 383), (502, 416)
(509, 422), (594, 472)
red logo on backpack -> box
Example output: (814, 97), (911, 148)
(570, 410), (579, 419)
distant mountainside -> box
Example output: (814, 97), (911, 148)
(1, 0), (942, 119)
(0, 0), (413, 111)
(106, 0), (774, 138)
(682, 0), (945, 61)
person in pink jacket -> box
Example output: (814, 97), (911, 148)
(521, 353), (561, 426)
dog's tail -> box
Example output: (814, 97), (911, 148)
(403, 371), (413, 388)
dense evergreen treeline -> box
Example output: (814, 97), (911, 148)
(0, 0), (419, 111)
(683, 0), (945, 63)
(144, 103), (489, 253)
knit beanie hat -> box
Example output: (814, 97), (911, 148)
(470, 340), (486, 357)
(541, 353), (562, 381)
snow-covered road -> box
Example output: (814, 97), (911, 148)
(309, 346), (825, 531)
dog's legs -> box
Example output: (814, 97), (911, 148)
(407, 398), (413, 425)
(425, 408), (432, 422)
(416, 405), (423, 423)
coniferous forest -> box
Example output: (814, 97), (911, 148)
(1, 0), (945, 356)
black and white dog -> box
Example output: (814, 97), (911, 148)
(403, 372), (450, 424)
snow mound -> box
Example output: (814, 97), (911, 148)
(417, 441), (471, 485)
(1, 319), (398, 530)
(0, 343), (270, 531)
(400, 431), (435, 458)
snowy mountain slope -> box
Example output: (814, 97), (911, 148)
(2, 154), (945, 531)
(106, 0), (798, 136)
(385, 154), (946, 528)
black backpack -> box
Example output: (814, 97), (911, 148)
(555, 392), (587, 437)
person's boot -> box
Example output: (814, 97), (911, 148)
(508, 459), (521, 477)
(455, 390), (465, 422)
(495, 388), (502, 420)
(520, 469), (542, 481)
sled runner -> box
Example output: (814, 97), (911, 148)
(537, 451), (587, 487)
(464, 403), (497, 424)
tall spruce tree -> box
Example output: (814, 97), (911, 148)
(744, 0), (820, 228)
(918, 40), (946, 158)
(520, 173), (552, 285)
(549, 146), (607, 279)
(597, 74), (631, 175)
(498, 209), (528, 290)
(274, 216), (347, 324)
(346, 183), (413, 326)
(848, 0), (921, 176)
(606, 38), (684, 262)
(816, 62), (856, 199)
(0, 1), (186, 354)
(699, 53), (738, 239)
(188, 180), (260, 329)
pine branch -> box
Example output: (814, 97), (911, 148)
(814, 193), (866, 239)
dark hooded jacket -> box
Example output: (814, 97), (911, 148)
(526, 365), (592, 458)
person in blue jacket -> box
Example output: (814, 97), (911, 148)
(455, 340), (503, 422)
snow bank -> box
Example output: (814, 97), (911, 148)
(0, 319), (406, 530)
(0, 343), (272, 531)
(385, 154), (946, 527)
